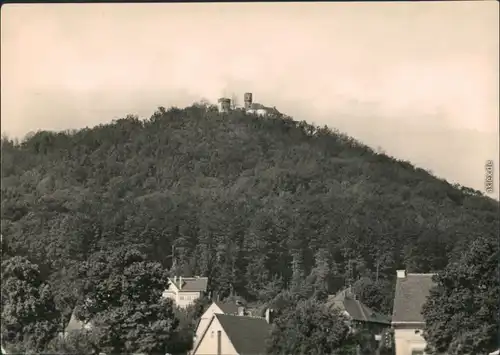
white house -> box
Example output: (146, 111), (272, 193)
(162, 276), (208, 308)
(193, 301), (245, 351)
(192, 311), (272, 355)
(58, 308), (93, 339)
(392, 270), (435, 355)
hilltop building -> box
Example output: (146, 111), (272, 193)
(217, 92), (280, 117)
(217, 98), (231, 113)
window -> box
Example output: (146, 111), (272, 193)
(411, 351), (424, 355)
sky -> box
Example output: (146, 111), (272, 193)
(1, 2), (499, 197)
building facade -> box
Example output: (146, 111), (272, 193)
(391, 270), (435, 355)
(192, 313), (271, 355)
(162, 276), (208, 308)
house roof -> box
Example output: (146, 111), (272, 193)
(169, 277), (208, 292)
(326, 288), (391, 325)
(392, 273), (436, 324)
(215, 314), (270, 355)
(214, 301), (240, 315)
(65, 309), (90, 332)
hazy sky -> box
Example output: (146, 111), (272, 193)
(1, 2), (499, 196)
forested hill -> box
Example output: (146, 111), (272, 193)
(1, 103), (498, 316)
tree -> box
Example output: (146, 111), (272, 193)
(46, 328), (97, 355)
(76, 248), (180, 354)
(1, 256), (60, 353)
(169, 296), (213, 354)
(422, 236), (499, 354)
(266, 298), (355, 355)
(305, 248), (331, 301)
(352, 276), (394, 315)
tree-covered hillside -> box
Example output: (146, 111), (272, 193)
(1, 103), (498, 319)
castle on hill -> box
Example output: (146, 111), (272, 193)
(217, 92), (280, 117)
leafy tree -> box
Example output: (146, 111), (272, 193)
(305, 248), (332, 301)
(352, 276), (394, 315)
(46, 328), (98, 355)
(422, 235), (499, 354)
(1, 256), (60, 353)
(266, 298), (355, 355)
(76, 248), (180, 354)
(168, 296), (213, 354)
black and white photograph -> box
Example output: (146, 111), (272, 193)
(1, 2), (499, 355)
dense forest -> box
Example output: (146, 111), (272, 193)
(1, 102), (499, 354)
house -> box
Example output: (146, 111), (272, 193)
(327, 287), (392, 326)
(162, 276), (208, 308)
(245, 103), (279, 117)
(193, 301), (246, 350)
(59, 308), (93, 338)
(391, 270), (436, 355)
(327, 287), (392, 332)
(192, 311), (272, 355)
(218, 98), (231, 113)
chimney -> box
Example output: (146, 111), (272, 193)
(179, 276), (183, 289)
(396, 270), (407, 279)
(216, 330), (222, 355)
(174, 276), (177, 283)
(244, 92), (253, 110)
(265, 308), (274, 324)
(237, 306), (245, 316)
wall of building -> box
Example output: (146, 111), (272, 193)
(193, 317), (238, 355)
(176, 291), (202, 308)
(162, 284), (178, 303)
(162, 284), (202, 308)
(195, 303), (224, 345)
(394, 327), (427, 355)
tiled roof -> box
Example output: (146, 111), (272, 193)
(216, 314), (270, 355)
(169, 277), (208, 292)
(214, 301), (240, 315)
(327, 288), (391, 325)
(392, 273), (436, 324)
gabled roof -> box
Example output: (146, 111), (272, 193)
(216, 314), (270, 355)
(327, 288), (391, 325)
(214, 301), (240, 315)
(65, 309), (91, 332)
(392, 273), (436, 324)
(169, 277), (208, 292)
